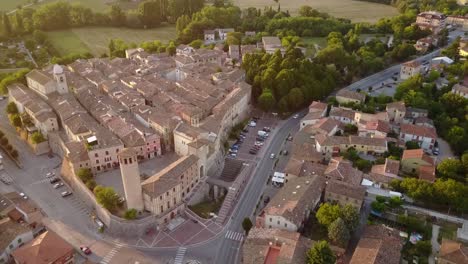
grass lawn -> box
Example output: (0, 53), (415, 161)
(46, 25), (177, 56)
(188, 196), (225, 219)
(437, 223), (459, 243)
(0, 0), (138, 12)
(233, 0), (398, 23)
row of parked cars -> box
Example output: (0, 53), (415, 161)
(249, 127), (271, 155)
(45, 172), (72, 197)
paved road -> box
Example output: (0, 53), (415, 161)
(212, 113), (303, 264)
(343, 29), (465, 93)
(429, 224), (440, 264)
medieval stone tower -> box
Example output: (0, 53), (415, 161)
(118, 148), (144, 211)
(52, 64), (68, 95)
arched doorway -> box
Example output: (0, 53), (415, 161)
(170, 211), (175, 219)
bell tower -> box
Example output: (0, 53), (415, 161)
(53, 64), (68, 94)
(118, 148), (143, 211)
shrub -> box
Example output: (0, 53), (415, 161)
(77, 168), (93, 183)
(6, 102), (18, 114)
(86, 180), (97, 191)
(0, 137), (7, 146)
(30, 131), (46, 144)
(9, 114), (22, 128)
(124, 209), (138, 220)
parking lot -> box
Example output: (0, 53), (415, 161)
(228, 115), (279, 161)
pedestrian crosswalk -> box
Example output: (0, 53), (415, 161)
(100, 243), (123, 264)
(225, 230), (244, 242)
(174, 247), (187, 264)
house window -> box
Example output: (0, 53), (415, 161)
(166, 192), (169, 196)
(105, 151), (109, 155)
(160, 196), (162, 200)
(173, 188), (176, 193)
(96, 160), (99, 164)
(277, 220), (280, 225)
(284, 223), (287, 228)
(17, 238), (22, 243)
(160, 206), (164, 213)
(270, 218), (272, 222)
(95, 153), (98, 158)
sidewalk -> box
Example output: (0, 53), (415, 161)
(429, 224), (440, 264)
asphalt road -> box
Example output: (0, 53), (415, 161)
(344, 29), (465, 93)
(211, 113), (303, 264)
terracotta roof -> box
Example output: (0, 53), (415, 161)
(401, 149), (435, 165)
(402, 60), (421, 68)
(0, 218), (31, 251)
(243, 228), (309, 264)
(452, 84), (468, 94)
(349, 136), (387, 148)
(308, 101), (328, 112)
(325, 159), (364, 186)
(400, 123), (437, 139)
(350, 225), (403, 264)
(386, 101), (406, 112)
(439, 239), (468, 264)
(326, 180), (366, 201)
(142, 155), (198, 197)
(419, 165), (436, 183)
(26, 70), (53, 86)
(336, 90), (366, 102)
(11, 231), (74, 264)
(329, 107), (356, 120)
(264, 174), (324, 227)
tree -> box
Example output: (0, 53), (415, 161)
(24, 39), (36, 51)
(166, 41), (176, 56)
(287, 88), (305, 110)
(94, 186), (119, 211)
(109, 5), (126, 27)
(15, 12), (24, 33)
(30, 131), (45, 144)
(316, 203), (341, 227)
(2, 13), (12, 36)
(405, 141), (420, 150)
(138, 0), (161, 28)
(306, 240), (336, 264)
(6, 102), (18, 114)
(437, 158), (463, 182)
(341, 204), (359, 232)
(9, 114), (22, 128)
(33, 30), (47, 44)
(10, 149), (18, 159)
(242, 217), (253, 235)
(328, 218), (350, 247)
(85, 179), (96, 191)
(0, 137), (8, 146)
(124, 209), (138, 220)
(258, 90), (276, 111)
(77, 168), (93, 183)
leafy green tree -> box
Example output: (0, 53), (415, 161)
(109, 5), (126, 27)
(176, 15), (191, 34)
(124, 209), (138, 220)
(306, 240), (336, 264)
(24, 39), (36, 51)
(437, 158), (464, 182)
(287, 88), (305, 110)
(388, 196), (403, 208)
(6, 102), (18, 114)
(316, 203), (341, 227)
(341, 204), (359, 232)
(461, 153), (468, 172)
(77, 168), (93, 183)
(242, 217), (253, 235)
(405, 141), (420, 149)
(2, 13), (12, 36)
(189, 39), (203, 49)
(9, 114), (22, 128)
(85, 179), (97, 191)
(258, 90), (276, 111)
(33, 30), (47, 45)
(166, 41), (176, 56)
(414, 240), (432, 257)
(371, 201), (386, 213)
(30, 131), (45, 144)
(447, 126), (466, 149)
(138, 0), (162, 28)
(328, 218), (350, 247)
(94, 186), (119, 211)
(15, 12), (24, 33)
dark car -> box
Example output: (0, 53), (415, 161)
(264, 196), (270, 203)
(242, 128), (249, 133)
(49, 177), (60, 184)
(249, 150), (257, 155)
(80, 246), (92, 255)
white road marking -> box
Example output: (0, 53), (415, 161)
(174, 247), (187, 264)
(100, 243), (123, 264)
(224, 230), (244, 242)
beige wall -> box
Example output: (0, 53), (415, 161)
(143, 160), (200, 219)
(263, 215), (298, 232)
(26, 78), (56, 98)
(88, 144), (123, 174)
(336, 96), (361, 105)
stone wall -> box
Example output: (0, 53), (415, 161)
(187, 182), (210, 206)
(60, 159), (157, 237)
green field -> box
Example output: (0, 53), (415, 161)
(47, 26), (177, 56)
(233, 0), (398, 23)
(0, 0), (137, 12)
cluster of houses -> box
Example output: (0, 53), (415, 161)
(240, 87), (452, 262)
(7, 43), (253, 224)
(0, 191), (78, 264)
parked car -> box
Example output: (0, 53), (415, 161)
(229, 149), (238, 153)
(53, 182), (64, 189)
(293, 114), (299, 119)
(80, 246), (92, 255)
(61, 191), (72, 197)
(19, 192), (28, 200)
(287, 136), (293, 141)
(49, 177), (60, 184)
(432, 147), (440, 155)
(281, 150), (289, 156)
(45, 172), (55, 178)
(249, 121), (256, 127)
(242, 128), (249, 133)
(229, 153), (237, 158)
(263, 127), (271, 132)
(270, 153), (275, 159)
(263, 196), (270, 204)
(249, 150), (257, 155)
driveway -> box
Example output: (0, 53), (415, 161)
(435, 138), (455, 163)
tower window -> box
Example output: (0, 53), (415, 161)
(129, 158), (132, 164)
